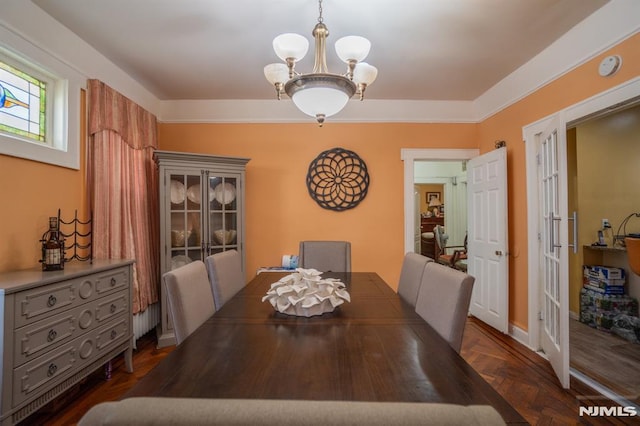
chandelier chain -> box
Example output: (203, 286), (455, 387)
(318, 0), (323, 23)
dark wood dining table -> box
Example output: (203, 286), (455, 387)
(125, 272), (525, 424)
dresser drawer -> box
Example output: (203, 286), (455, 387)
(14, 289), (129, 366)
(13, 315), (130, 406)
(95, 317), (130, 353)
(13, 341), (77, 405)
(14, 266), (130, 327)
(94, 266), (129, 296)
(95, 291), (129, 325)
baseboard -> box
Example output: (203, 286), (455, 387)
(507, 313), (580, 350)
(508, 323), (533, 350)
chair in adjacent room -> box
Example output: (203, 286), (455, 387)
(414, 261), (475, 353)
(298, 241), (351, 272)
(204, 249), (245, 310)
(397, 252), (432, 307)
(433, 225), (467, 269)
(163, 260), (216, 345)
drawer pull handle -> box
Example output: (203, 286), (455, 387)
(110, 329), (117, 340)
(110, 278), (117, 287)
(110, 303), (116, 313)
(47, 329), (57, 342)
(47, 295), (57, 307)
(47, 363), (58, 377)
(47, 294), (58, 308)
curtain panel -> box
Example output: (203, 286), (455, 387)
(87, 79), (159, 313)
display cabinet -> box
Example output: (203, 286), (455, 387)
(154, 150), (250, 347)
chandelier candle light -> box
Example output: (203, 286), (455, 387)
(264, 0), (378, 126)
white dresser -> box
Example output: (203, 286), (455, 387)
(0, 260), (134, 425)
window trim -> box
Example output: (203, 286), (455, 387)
(0, 24), (83, 170)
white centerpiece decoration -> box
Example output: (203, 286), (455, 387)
(262, 268), (350, 317)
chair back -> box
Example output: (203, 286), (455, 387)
(163, 260), (215, 345)
(415, 262), (475, 353)
(397, 252), (432, 307)
(433, 225), (448, 256)
(205, 250), (245, 310)
(299, 241), (351, 272)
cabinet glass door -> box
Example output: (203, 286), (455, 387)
(207, 175), (239, 255)
(168, 172), (203, 269)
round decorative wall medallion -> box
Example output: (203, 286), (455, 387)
(306, 147), (370, 211)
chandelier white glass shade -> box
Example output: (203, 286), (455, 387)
(264, 0), (378, 126)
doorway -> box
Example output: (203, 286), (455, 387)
(401, 149), (478, 255)
(567, 102), (640, 404)
(414, 160), (469, 256)
(525, 78), (640, 396)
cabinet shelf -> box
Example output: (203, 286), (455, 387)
(583, 245), (626, 253)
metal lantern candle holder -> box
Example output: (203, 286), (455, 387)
(40, 216), (65, 271)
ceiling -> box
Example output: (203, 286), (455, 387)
(32, 0), (609, 102)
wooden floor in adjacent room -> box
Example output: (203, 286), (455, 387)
(570, 318), (640, 405)
(27, 318), (635, 426)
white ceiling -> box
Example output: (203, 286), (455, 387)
(31, 0), (609, 102)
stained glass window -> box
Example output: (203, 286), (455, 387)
(0, 60), (46, 143)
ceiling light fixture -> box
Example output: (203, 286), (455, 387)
(264, 0), (377, 126)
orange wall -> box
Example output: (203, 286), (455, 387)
(0, 91), (88, 272)
(158, 123), (477, 288)
(1, 34), (638, 332)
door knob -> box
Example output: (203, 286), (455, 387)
(495, 250), (503, 256)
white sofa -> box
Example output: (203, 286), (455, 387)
(78, 397), (506, 425)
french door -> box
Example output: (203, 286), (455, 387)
(538, 117), (570, 388)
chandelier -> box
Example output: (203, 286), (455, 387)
(264, 0), (378, 126)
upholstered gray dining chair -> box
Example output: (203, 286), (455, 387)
(204, 249), (245, 310)
(415, 261), (475, 353)
(397, 252), (432, 307)
(163, 260), (216, 345)
(299, 241), (351, 272)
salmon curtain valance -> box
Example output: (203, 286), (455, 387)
(87, 79), (159, 314)
(88, 79), (157, 148)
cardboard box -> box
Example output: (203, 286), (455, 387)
(587, 277), (625, 286)
(588, 274), (625, 284)
(584, 265), (625, 281)
(584, 283), (626, 295)
(583, 266), (626, 295)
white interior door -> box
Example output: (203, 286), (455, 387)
(538, 117), (570, 388)
(467, 148), (509, 333)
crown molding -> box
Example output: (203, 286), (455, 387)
(157, 99), (477, 123)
